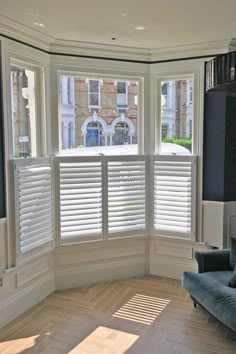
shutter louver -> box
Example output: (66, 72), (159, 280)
(58, 157), (103, 243)
(15, 158), (53, 255)
(154, 156), (196, 239)
(107, 157), (146, 237)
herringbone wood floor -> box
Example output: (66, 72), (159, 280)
(0, 275), (236, 354)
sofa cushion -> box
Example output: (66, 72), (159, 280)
(228, 265), (236, 288)
(230, 237), (236, 270)
(182, 270), (236, 331)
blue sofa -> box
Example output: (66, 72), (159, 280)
(182, 245), (236, 332)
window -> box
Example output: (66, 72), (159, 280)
(88, 80), (100, 107)
(61, 76), (74, 105)
(187, 80), (193, 105)
(10, 64), (39, 157)
(113, 122), (129, 145)
(161, 82), (168, 107)
(59, 74), (139, 155)
(162, 124), (168, 138)
(160, 78), (193, 154)
(117, 81), (128, 107)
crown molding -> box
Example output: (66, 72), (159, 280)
(149, 39), (233, 62)
(0, 14), (52, 52)
(0, 14), (235, 62)
(50, 39), (151, 62)
(229, 38), (236, 52)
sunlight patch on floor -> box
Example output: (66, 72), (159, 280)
(0, 335), (40, 353)
(68, 326), (139, 353)
(113, 293), (170, 325)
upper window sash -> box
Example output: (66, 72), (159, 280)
(158, 76), (194, 156)
(10, 60), (45, 158)
(116, 81), (128, 107)
(61, 76), (74, 105)
(88, 79), (101, 108)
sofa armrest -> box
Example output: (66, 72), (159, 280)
(195, 249), (231, 273)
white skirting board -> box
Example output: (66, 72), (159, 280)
(149, 258), (198, 279)
(55, 258), (148, 290)
(0, 274), (54, 329)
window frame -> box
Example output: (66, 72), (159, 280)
(156, 74), (195, 155)
(61, 76), (74, 106)
(151, 60), (205, 243)
(9, 58), (46, 158)
(88, 79), (101, 109)
(57, 71), (144, 156)
(116, 80), (129, 107)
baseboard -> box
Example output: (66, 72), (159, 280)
(0, 274), (54, 329)
(149, 258), (197, 279)
(55, 258), (148, 290)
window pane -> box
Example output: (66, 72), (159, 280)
(160, 79), (193, 154)
(59, 75), (139, 155)
(10, 66), (37, 157)
(117, 82), (126, 94)
(89, 93), (99, 106)
(89, 80), (99, 93)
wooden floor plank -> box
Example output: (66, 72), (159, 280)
(0, 275), (235, 353)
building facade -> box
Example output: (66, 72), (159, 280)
(60, 76), (138, 149)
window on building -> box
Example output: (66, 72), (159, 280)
(68, 122), (74, 148)
(117, 81), (128, 107)
(10, 64), (38, 157)
(59, 74), (139, 155)
(113, 122), (129, 145)
(161, 82), (168, 107)
(160, 78), (193, 154)
(187, 80), (193, 105)
(88, 80), (100, 107)
(61, 76), (74, 105)
(162, 124), (168, 138)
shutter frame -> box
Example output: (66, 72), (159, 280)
(14, 157), (54, 262)
(153, 155), (196, 240)
(107, 155), (146, 239)
(57, 156), (103, 244)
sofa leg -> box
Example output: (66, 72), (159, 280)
(193, 301), (197, 308)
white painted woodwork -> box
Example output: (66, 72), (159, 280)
(202, 201), (224, 248)
(202, 201), (236, 248)
(154, 155), (196, 240)
(107, 156), (146, 237)
(14, 158), (54, 259)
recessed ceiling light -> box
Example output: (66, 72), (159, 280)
(33, 22), (45, 27)
(120, 12), (127, 17)
(136, 26), (144, 30)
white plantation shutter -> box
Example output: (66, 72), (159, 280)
(57, 157), (103, 243)
(14, 158), (54, 258)
(154, 155), (196, 239)
(107, 156), (146, 237)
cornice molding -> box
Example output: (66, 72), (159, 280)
(149, 39), (232, 62)
(50, 40), (151, 61)
(0, 14), (234, 62)
(0, 14), (52, 52)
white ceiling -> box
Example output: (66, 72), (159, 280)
(1, 0), (236, 50)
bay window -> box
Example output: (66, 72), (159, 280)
(8, 59), (201, 259)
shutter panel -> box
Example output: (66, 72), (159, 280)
(154, 156), (196, 239)
(58, 157), (103, 243)
(107, 156), (146, 237)
(14, 158), (54, 257)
